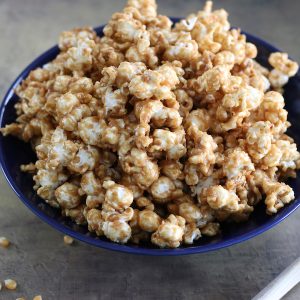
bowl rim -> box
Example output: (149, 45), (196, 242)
(0, 21), (300, 256)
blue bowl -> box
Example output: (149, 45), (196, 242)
(1, 21), (300, 255)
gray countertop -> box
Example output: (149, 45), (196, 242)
(0, 1), (300, 299)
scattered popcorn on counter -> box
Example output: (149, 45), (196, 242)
(63, 235), (74, 245)
(4, 279), (17, 290)
(0, 237), (10, 248)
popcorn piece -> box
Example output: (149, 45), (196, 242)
(160, 160), (184, 181)
(214, 50), (235, 67)
(257, 91), (288, 135)
(150, 176), (182, 204)
(68, 145), (99, 174)
(183, 223), (201, 244)
(4, 279), (17, 290)
(262, 144), (283, 168)
(56, 92), (80, 116)
(151, 215), (185, 248)
(79, 117), (115, 147)
(63, 204), (86, 225)
(86, 208), (104, 236)
(20, 163), (36, 173)
(135, 99), (182, 130)
(125, 0), (157, 21)
(268, 53), (298, 88)
(174, 89), (194, 117)
(148, 128), (186, 160)
(134, 99), (183, 149)
(103, 180), (134, 211)
(201, 222), (220, 236)
(33, 166), (69, 207)
(268, 69), (289, 88)
(178, 202), (203, 225)
(120, 174), (144, 199)
(246, 121), (273, 161)
(138, 210), (161, 232)
(192, 176), (218, 199)
(102, 220), (132, 243)
(17, 85), (46, 116)
(49, 141), (78, 170)
(104, 87), (127, 117)
(120, 148), (159, 189)
(216, 86), (263, 131)
(249, 71), (270, 92)
(269, 52), (298, 77)
(129, 63), (182, 100)
(59, 27), (97, 51)
(125, 41), (158, 69)
(65, 37), (96, 73)
(275, 140), (300, 172)
(0, 236), (10, 248)
(187, 132), (217, 167)
(203, 185), (241, 212)
(264, 181), (294, 214)
(185, 109), (211, 137)
(56, 93), (92, 132)
(163, 33), (199, 66)
(102, 1), (159, 68)
(63, 235), (74, 245)
(100, 181), (134, 242)
(223, 149), (254, 179)
(185, 131), (218, 185)
(80, 171), (105, 208)
(135, 196), (155, 211)
(192, 65), (231, 94)
(104, 10), (149, 44)
(253, 170), (295, 214)
(115, 61), (147, 87)
(55, 182), (81, 209)
(167, 193), (193, 213)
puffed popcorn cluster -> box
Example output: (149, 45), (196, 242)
(1, 0), (299, 248)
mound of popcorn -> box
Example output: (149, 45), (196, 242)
(1, 0), (300, 248)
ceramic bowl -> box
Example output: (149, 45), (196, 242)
(1, 20), (299, 255)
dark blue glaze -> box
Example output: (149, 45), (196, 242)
(0, 20), (299, 255)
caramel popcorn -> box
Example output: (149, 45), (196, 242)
(150, 176), (182, 204)
(55, 182), (81, 209)
(86, 208), (104, 235)
(183, 223), (201, 244)
(201, 222), (220, 236)
(102, 180), (133, 211)
(222, 149), (254, 180)
(203, 185), (242, 212)
(268, 52), (298, 88)
(102, 219), (132, 243)
(246, 121), (273, 161)
(138, 210), (161, 232)
(151, 215), (185, 248)
(1, 0), (299, 248)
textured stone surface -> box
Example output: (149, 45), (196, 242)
(0, 0), (299, 299)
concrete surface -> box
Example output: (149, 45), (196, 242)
(0, 0), (300, 299)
